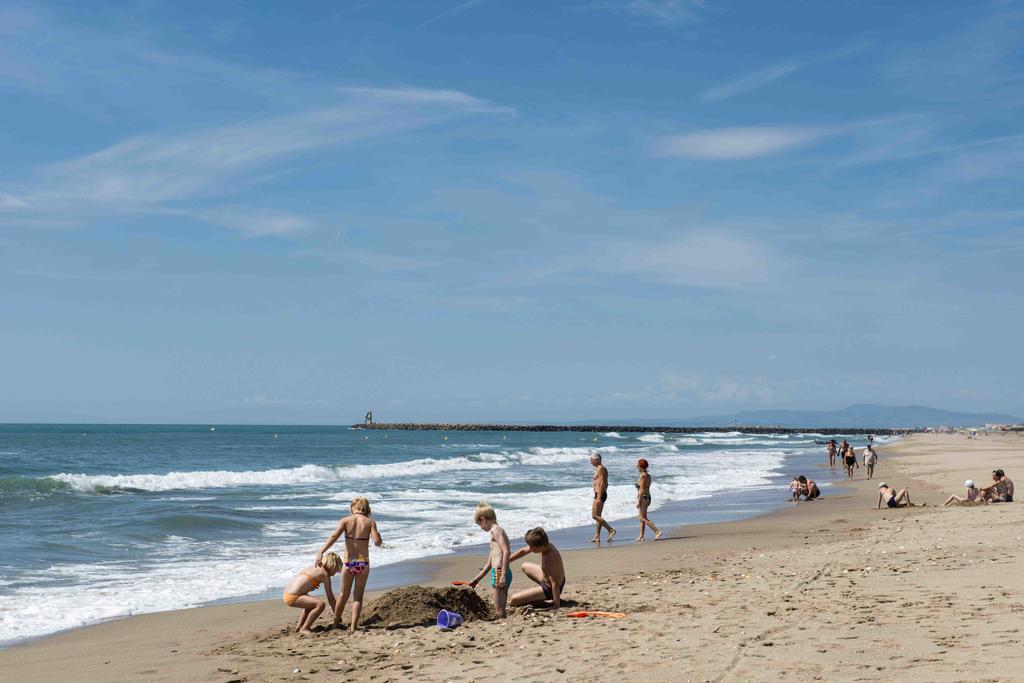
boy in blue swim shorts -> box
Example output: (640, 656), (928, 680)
(467, 502), (512, 618)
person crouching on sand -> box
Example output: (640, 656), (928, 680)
(509, 527), (566, 609)
(283, 553), (340, 634)
(635, 458), (662, 541)
(466, 502), (512, 618)
(876, 482), (912, 509)
(943, 480), (984, 507)
(799, 475), (820, 500)
(316, 496), (383, 632)
(590, 453), (616, 543)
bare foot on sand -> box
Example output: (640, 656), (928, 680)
(297, 629), (312, 636)
(634, 536), (645, 542)
(590, 535), (600, 543)
(654, 530), (663, 540)
(607, 528), (617, 542)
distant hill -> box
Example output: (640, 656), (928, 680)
(606, 404), (1021, 429)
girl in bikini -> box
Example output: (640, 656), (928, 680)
(635, 458), (662, 541)
(316, 496), (384, 632)
(283, 552), (340, 634)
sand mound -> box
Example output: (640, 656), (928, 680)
(359, 586), (493, 629)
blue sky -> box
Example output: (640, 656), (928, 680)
(1, 0), (1022, 423)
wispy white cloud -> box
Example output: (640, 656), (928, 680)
(657, 125), (830, 160)
(31, 87), (508, 208)
(699, 61), (801, 103)
(189, 208), (315, 237)
(424, 0), (487, 25)
(578, 231), (780, 289)
(584, 0), (706, 26)
(699, 44), (865, 103)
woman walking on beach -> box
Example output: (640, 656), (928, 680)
(635, 459), (662, 541)
(842, 443), (858, 480)
(827, 440), (837, 471)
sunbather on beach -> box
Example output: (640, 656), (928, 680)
(316, 496), (383, 632)
(943, 480), (984, 506)
(467, 502), (512, 618)
(283, 553), (340, 634)
(876, 482), (912, 509)
(635, 458), (661, 541)
(979, 469), (1014, 503)
(590, 453), (616, 543)
(863, 444), (878, 479)
(509, 527), (566, 609)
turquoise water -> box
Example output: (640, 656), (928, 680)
(0, 424), (878, 645)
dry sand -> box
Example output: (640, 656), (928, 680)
(3, 432), (1023, 682)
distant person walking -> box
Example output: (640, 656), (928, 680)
(842, 443), (859, 480)
(634, 459), (661, 542)
(589, 453), (616, 543)
(827, 440), (838, 472)
(863, 444), (878, 480)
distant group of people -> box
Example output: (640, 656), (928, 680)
(826, 439), (879, 480)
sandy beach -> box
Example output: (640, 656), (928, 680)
(3, 432), (1023, 682)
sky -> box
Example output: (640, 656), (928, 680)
(1, 0), (1022, 424)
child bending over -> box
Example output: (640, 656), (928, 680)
(508, 527), (566, 609)
(283, 552), (340, 634)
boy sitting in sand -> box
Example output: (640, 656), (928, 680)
(316, 496), (383, 632)
(943, 480), (984, 507)
(876, 482), (912, 509)
(508, 527), (566, 609)
(283, 553), (340, 634)
(466, 502), (512, 618)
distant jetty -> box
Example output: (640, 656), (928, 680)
(353, 423), (917, 435)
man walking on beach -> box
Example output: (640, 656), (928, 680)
(590, 453), (616, 543)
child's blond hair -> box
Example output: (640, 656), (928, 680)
(525, 527), (549, 549)
(350, 496), (371, 515)
(474, 501), (497, 524)
(321, 552), (342, 575)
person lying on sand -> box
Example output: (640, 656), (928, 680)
(316, 496), (383, 632)
(508, 527), (566, 609)
(876, 482), (912, 509)
(979, 469), (1014, 503)
(467, 502), (512, 619)
(943, 480), (985, 507)
(283, 553), (340, 634)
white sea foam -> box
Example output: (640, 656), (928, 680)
(46, 446), (619, 493)
(602, 432), (624, 438)
(637, 433), (665, 443)
(3, 432), (821, 646)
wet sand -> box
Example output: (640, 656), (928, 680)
(3, 432), (1023, 682)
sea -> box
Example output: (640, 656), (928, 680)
(0, 424), (889, 646)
